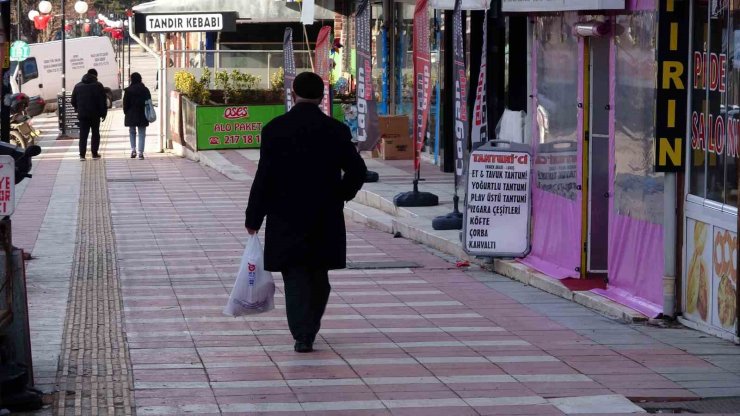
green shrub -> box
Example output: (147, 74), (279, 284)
(214, 69), (261, 104)
(174, 70), (210, 104)
(270, 67), (284, 91)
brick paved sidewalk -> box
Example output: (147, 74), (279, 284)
(16, 108), (740, 415)
(92, 109), (736, 415)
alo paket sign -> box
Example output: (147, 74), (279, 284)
(502, 0), (624, 12)
(195, 103), (345, 150)
(463, 141), (532, 257)
(135, 12), (237, 33)
(197, 105), (276, 150)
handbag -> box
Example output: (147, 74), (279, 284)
(144, 99), (157, 123)
(223, 235), (276, 316)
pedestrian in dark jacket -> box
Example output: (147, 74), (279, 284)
(71, 68), (107, 160)
(123, 72), (152, 159)
(245, 72), (367, 353)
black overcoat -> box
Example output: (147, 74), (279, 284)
(123, 82), (151, 127)
(245, 102), (367, 272)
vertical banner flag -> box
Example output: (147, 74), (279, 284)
(283, 28), (296, 112)
(452, 0), (469, 184)
(471, 12), (488, 145)
(413, 0), (433, 172)
(356, 0), (381, 151)
(315, 26), (333, 116)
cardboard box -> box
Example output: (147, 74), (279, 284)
(377, 115), (413, 160)
(379, 115), (410, 138)
(380, 136), (414, 160)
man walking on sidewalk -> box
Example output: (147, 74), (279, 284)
(245, 72), (367, 353)
(71, 68), (108, 160)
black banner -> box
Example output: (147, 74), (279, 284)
(452, 0), (469, 184)
(654, 0), (689, 172)
(356, 0), (380, 151)
(283, 28), (296, 112)
(57, 93), (79, 135)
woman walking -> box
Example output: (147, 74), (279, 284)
(123, 72), (151, 159)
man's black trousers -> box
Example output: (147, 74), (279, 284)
(78, 117), (101, 157)
(281, 267), (330, 343)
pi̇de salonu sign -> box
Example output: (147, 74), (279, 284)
(134, 12), (238, 33)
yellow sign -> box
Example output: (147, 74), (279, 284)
(655, 0), (688, 172)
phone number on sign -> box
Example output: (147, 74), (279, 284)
(209, 135), (262, 145)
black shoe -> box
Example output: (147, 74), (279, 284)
(294, 341), (313, 353)
(130, 150), (136, 159)
(138, 153), (144, 160)
(79, 156), (85, 161)
(92, 153), (101, 159)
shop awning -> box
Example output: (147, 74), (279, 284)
(132, 0), (336, 23)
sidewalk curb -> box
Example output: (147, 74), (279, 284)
(346, 191), (648, 324)
(183, 148), (252, 181)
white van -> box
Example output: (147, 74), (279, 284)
(10, 36), (122, 112)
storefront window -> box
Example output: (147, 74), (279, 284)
(727, 1), (740, 206)
(707, 2), (729, 203)
(690, 1), (709, 198)
(690, 0), (739, 207)
(533, 13), (580, 199)
(614, 12), (663, 223)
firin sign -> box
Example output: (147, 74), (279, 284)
(654, 0), (689, 172)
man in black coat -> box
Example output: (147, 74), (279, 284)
(245, 72), (367, 353)
(71, 68), (108, 160)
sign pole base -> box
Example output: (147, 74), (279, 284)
(364, 170), (379, 183)
(394, 180), (438, 207)
(433, 194), (463, 230)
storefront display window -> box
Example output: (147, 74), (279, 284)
(684, 0), (739, 339)
(690, 0), (739, 208)
(533, 13), (579, 200)
(614, 13), (662, 223)
(727, 1), (740, 207)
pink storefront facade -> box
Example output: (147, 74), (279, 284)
(511, 0), (739, 342)
(511, 0), (668, 318)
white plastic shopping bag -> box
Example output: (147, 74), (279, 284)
(223, 235), (276, 316)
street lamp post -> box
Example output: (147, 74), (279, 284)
(59, 0), (69, 139)
(56, 0), (88, 139)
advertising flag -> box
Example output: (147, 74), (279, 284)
(315, 25), (333, 116)
(471, 13), (488, 145)
(283, 28), (296, 112)
(413, 0), (433, 171)
(452, 0), (469, 183)
(356, 0), (381, 151)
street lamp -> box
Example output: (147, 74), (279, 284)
(37, 1), (51, 14)
(74, 1), (88, 15)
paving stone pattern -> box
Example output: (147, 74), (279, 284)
(54, 119), (135, 415)
(15, 107), (739, 416)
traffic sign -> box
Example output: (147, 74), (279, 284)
(0, 156), (15, 216)
(10, 41), (30, 62)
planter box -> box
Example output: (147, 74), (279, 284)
(181, 96), (344, 151)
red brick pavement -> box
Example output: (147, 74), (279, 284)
(12, 138), (75, 252)
(101, 146), (697, 415)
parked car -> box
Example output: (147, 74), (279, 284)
(9, 36), (122, 112)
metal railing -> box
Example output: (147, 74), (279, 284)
(163, 49), (316, 90)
